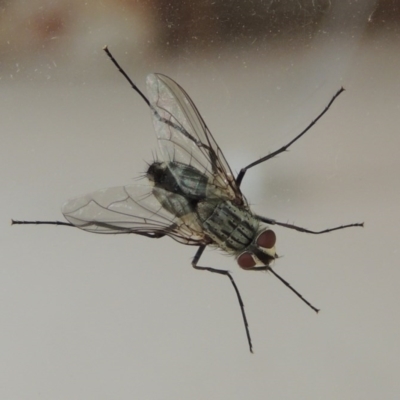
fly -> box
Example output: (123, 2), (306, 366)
(12, 46), (363, 353)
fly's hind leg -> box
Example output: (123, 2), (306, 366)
(192, 245), (253, 353)
(235, 88), (345, 187)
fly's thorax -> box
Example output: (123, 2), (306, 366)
(147, 161), (210, 200)
(196, 199), (260, 253)
(236, 228), (277, 269)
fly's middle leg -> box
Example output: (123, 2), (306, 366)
(256, 215), (364, 234)
(192, 245), (254, 353)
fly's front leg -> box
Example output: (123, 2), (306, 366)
(192, 245), (253, 353)
(256, 215), (364, 234)
(235, 88), (345, 187)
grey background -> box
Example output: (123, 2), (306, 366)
(2, 1), (400, 399)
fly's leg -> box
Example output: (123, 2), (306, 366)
(256, 216), (364, 233)
(192, 245), (253, 353)
(104, 46), (210, 157)
(255, 266), (320, 313)
(11, 220), (169, 238)
(11, 220), (74, 227)
(104, 46), (151, 108)
(235, 88), (345, 187)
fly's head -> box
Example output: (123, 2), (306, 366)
(236, 229), (276, 270)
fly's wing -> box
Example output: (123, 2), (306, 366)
(146, 73), (246, 205)
(61, 184), (204, 246)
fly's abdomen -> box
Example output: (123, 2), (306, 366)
(148, 161), (209, 200)
(151, 187), (203, 233)
(197, 200), (259, 253)
(168, 162), (209, 199)
(152, 187), (194, 218)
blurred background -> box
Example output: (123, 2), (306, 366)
(2, 1), (400, 399)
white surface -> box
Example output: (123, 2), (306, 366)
(2, 6), (400, 400)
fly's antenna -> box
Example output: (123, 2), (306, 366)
(103, 46), (151, 108)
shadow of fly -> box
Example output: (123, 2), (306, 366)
(12, 46), (363, 353)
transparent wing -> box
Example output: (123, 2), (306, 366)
(61, 184), (205, 246)
(146, 73), (245, 205)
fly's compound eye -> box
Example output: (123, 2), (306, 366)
(256, 229), (276, 249)
(237, 252), (256, 270)
(237, 229), (277, 270)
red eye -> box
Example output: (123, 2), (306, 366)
(237, 252), (256, 270)
(256, 229), (276, 249)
